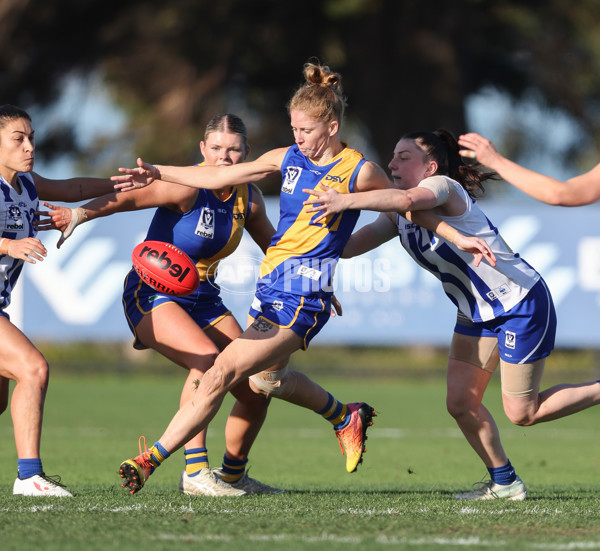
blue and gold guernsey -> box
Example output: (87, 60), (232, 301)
(144, 184), (251, 287)
(259, 144), (366, 297)
(122, 182), (252, 346)
(0, 173), (38, 311)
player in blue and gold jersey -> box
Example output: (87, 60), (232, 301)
(111, 62), (493, 494)
(41, 113), (372, 495)
(0, 104), (122, 497)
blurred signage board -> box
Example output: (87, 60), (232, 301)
(9, 200), (600, 348)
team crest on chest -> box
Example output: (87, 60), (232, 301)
(282, 166), (302, 194)
(6, 204), (25, 231)
(195, 207), (215, 239)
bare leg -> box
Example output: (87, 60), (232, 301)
(157, 324), (303, 453)
(207, 319), (271, 461)
(447, 358), (508, 468)
(135, 303), (221, 453)
(0, 316), (48, 459)
(0, 375), (9, 415)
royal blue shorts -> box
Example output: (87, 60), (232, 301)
(454, 278), (556, 364)
(248, 285), (331, 350)
(122, 268), (230, 350)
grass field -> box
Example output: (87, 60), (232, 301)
(2, 348), (600, 550)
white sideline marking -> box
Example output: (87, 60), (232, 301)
(159, 533), (600, 548)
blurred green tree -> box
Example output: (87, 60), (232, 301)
(1, 0), (599, 192)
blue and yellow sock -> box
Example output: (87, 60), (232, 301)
(17, 458), (43, 479)
(488, 460), (516, 486)
(146, 441), (170, 474)
(219, 455), (248, 483)
(315, 392), (349, 429)
(185, 447), (209, 476)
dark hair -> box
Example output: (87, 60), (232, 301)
(0, 104), (31, 129)
(204, 113), (248, 148)
(287, 61), (347, 124)
(401, 128), (497, 198)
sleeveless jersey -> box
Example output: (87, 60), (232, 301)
(259, 144), (366, 297)
(0, 173), (38, 309)
(144, 183), (251, 292)
(394, 175), (540, 322)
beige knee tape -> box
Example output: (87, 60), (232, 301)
(249, 366), (296, 398)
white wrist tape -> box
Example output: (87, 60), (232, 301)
(58, 207), (88, 247)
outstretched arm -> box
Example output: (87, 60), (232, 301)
(306, 185), (496, 267)
(341, 213), (398, 258)
(458, 132), (600, 207)
(113, 149), (286, 192)
(36, 180), (196, 248)
(33, 173), (117, 202)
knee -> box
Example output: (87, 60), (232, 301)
(503, 403), (536, 426)
(18, 355), (49, 387)
(249, 367), (297, 399)
(185, 353), (218, 375)
(201, 360), (235, 396)
(446, 393), (473, 420)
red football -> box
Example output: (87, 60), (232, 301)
(131, 241), (200, 296)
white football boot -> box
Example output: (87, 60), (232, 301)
(213, 469), (284, 495)
(13, 474), (73, 497)
(178, 469), (246, 497)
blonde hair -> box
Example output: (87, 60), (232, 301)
(204, 113), (248, 148)
(287, 62), (347, 124)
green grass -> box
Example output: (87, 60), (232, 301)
(1, 367), (600, 550)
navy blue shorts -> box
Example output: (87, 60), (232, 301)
(122, 269), (230, 350)
(454, 279), (556, 364)
(248, 285), (331, 350)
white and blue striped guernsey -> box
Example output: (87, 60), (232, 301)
(394, 175), (540, 323)
(0, 172), (38, 309)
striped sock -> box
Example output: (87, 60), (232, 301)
(17, 458), (44, 479)
(488, 460), (516, 486)
(147, 441), (170, 473)
(219, 455), (248, 483)
(315, 392), (349, 429)
(185, 447), (209, 476)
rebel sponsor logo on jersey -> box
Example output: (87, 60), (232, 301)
(195, 207), (215, 239)
(5, 205), (24, 231)
(282, 166), (302, 194)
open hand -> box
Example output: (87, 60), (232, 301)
(457, 133), (502, 168)
(451, 233), (497, 267)
(35, 203), (86, 248)
(5, 237), (47, 264)
(111, 157), (160, 192)
(302, 184), (346, 223)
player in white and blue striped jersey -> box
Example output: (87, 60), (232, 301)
(305, 128), (600, 501)
(0, 104), (117, 497)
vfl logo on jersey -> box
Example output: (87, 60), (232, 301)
(5, 205), (24, 231)
(505, 330), (516, 350)
(282, 166), (302, 194)
(487, 285), (511, 301)
(195, 207), (215, 239)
